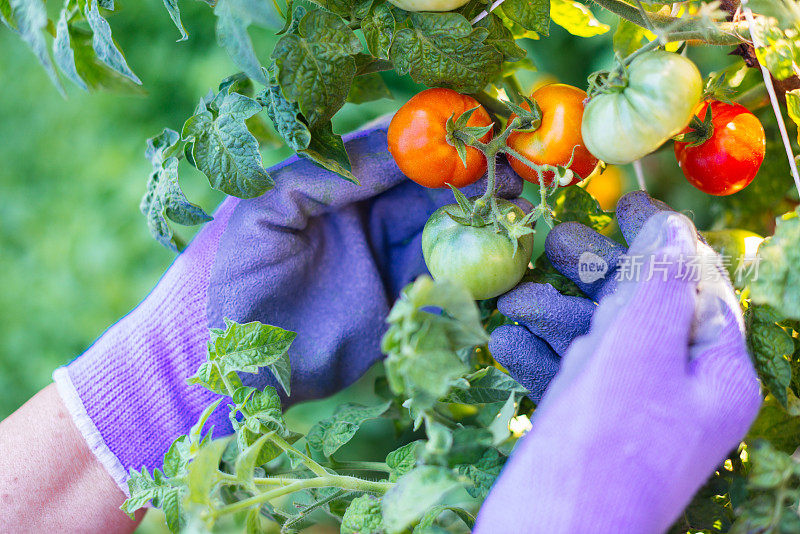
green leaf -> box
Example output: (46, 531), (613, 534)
(362, 2), (396, 59)
(140, 129), (212, 251)
(185, 438), (229, 508)
(305, 0), (357, 19)
(550, 0), (609, 37)
(301, 121), (358, 184)
(161, 489), (183, 533)
(272, 9), (362, 128)
(381, 466), (466, 534)
(456, 448), (504, 499)
(475, 13), (526, 63)
(486, 393), (517, 445)
(188, 360), (243, 395)
(613, 18), (651, 57)
(383, 277), (489, 417)
(390, 12), (502, 94)
(747, 395), (800, 454)
(751, 211), (800, 321)
(163, 436), (191, 478)
(751, 18), (800, 81)
(207, 318), (295, 395)
(341, 494), (385, 534)
(182, 91), (274, 198)
(446, 367), (528, 404)
(162, 0), (188, 41)
(0, 0), (15, 29)
(214, 0), (283, 86)
(189, 398), (225, 448)
(123, 467), (185, 531)
(414, 505), (475, 532)
(306, 401), (391, 456)
(551, 185), (613, 230)
(348, 73), (392, 104)
(9, 0), (64, 94)
(386, 441), (423, 482)
(234, 432), (272, 488)
(260, 69), (313, 151)
(746, 305), (794, 407)
(54, 21), (143, 92)
(501, 0), (549, 35)
(53, 9), (86, 90)
(84, 0), (142, 85)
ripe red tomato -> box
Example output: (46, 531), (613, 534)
(506, 84), (598, 186)
(387, 88), (493, 188)
(674, 100), (766, 196)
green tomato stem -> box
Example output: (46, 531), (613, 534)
(591, 0), (748, 45)
(270, 433), (330, 478)
(327, 460), (391, 473)
(501, 76), (524, 104)
(472, 91), (511, 119)
(215, 475), (393, 516)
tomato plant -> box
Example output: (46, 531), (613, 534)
(387, 88), (493, 188)
(422, 199), (534, 300)
(506, 84), (598, 186)
(582, 50), (703, 165)
(674, 100), (766, 196)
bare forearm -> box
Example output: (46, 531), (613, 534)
(0, 384), (144, 532)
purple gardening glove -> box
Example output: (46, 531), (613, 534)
(476, 202), (761, 532)
(52, 118), (527, 493)
(488, 191), (674, 401)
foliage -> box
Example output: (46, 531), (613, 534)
(121, 279), (527, 532)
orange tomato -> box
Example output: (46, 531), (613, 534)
(584, 165), (624, 211)
(506, 84), (598, 186)
(387, 88), (493, 188)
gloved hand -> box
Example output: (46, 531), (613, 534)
(476, 198), (762, 533)
(52, 118), (526, 493)
(488, 191), (675, 401)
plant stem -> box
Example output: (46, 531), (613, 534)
(501, 76), (524, 104)
(473, 91), (511, 119)
(622, 36), (662, 65)
(328, 460), (391, 473)
(217, 471), (302, 486)
(215, 475), (393, 516)
(591, 0), (749, 45)
(270, 433), (330, 477)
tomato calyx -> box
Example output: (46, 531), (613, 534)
(444, 106), (495, 169)
(443, 186), (536, 258)
(702, 72), (736, 104)
(673, 105), (715, 147)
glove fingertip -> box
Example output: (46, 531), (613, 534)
(616, 190), (673, 244)
(489, 324), (560, 403)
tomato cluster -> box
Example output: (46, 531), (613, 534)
(388, 51), (767, 301)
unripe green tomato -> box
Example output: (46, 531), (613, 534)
(386, 0), (470, 11)
(422, 199), (534, 300)
(702, 229), (763, 281)
(581, 51), (703, 165)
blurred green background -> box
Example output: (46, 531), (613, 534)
(0, 1), (755, 421)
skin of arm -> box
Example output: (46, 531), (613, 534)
(0, 383), (144, 532)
